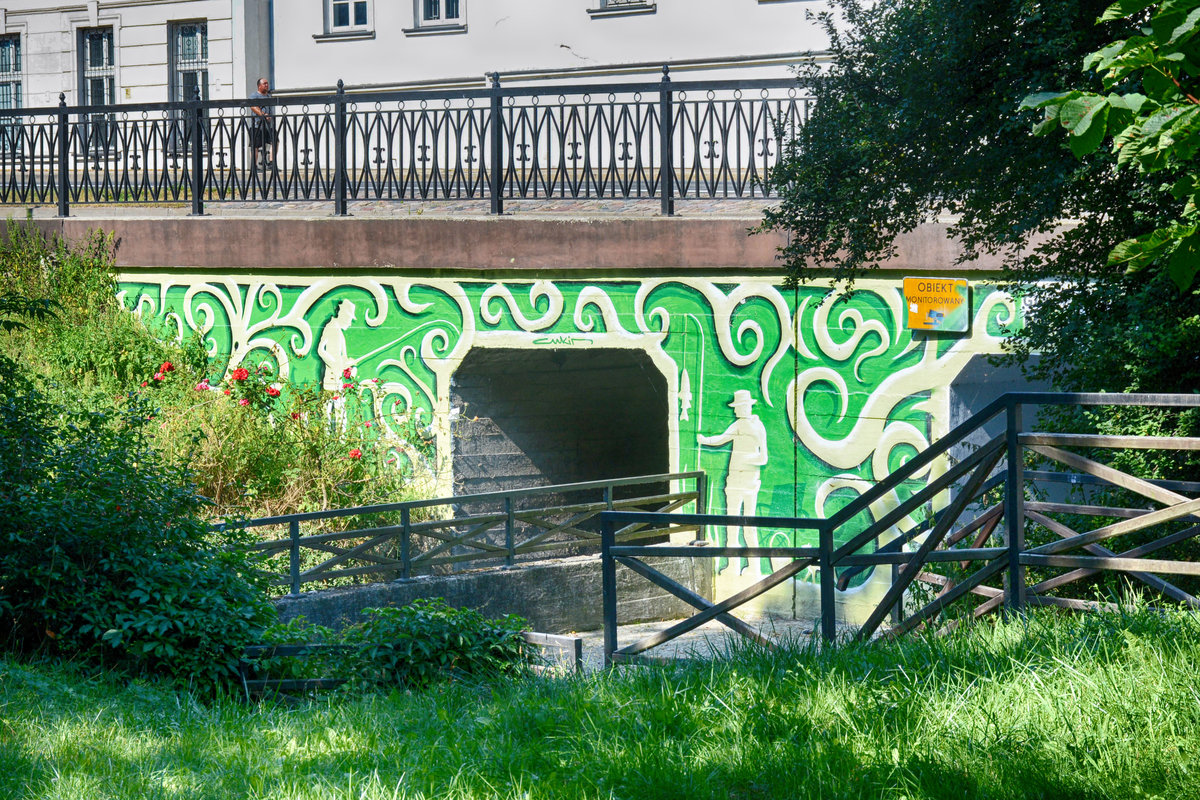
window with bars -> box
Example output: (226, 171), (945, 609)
(79, 27), (114, 106)
(170, 21), (209, 102)
(0, 35), (21, 111)
(329, 0), (370, 30)
(78, 27), (114, 155)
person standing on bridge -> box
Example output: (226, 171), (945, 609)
(249, 77), (277, 169)
(698, 389), (769, 575)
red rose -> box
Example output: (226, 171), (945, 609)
(230, 367), (250, 381)
(342, 367), (353, 379)
(290, 412), (301, 420)
(267, 386), (281, 397)
(223, 389), (231, 395)
(159, 361), (174, 374)
(348, 449), (362, 459)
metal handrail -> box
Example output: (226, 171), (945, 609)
(0, 71), (811, 216)
(600, 392), (1200, 664)
(230, 470), (704, 595)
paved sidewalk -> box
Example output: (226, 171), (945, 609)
(565, 615), (819, 674)
(11, 196), (772, 221)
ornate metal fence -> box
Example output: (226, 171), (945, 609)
(601, 393), (1200, 665)
(0, 70), (810, 216)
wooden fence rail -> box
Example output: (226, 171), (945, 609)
(601, 392), (1200, 666)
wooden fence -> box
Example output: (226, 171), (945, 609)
(228, 471), (704, 595)
(601, 393), (1200, 665)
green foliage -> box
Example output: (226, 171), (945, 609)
(0, 225), (434, 521)
(0, 352), (276, 691)
(0, 223), (207, 400)
(345, 600), (530, 688)
(761, 0), (1200, 482)
(255, 600), (532, 691)
(761, 0), (1130, 286)
(1022, 0), (1200, 290)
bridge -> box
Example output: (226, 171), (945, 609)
(0, 70), (1064, 626)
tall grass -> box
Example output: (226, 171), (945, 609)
(3, 607), (1199, 799)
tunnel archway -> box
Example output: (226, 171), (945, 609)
(450, 347), (670, 495)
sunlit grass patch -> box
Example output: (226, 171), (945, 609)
(3, 608), (1200, 799)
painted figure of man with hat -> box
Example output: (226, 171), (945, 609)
(698, 389), (769, 574)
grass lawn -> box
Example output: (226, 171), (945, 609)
(2, 608), (1199, 800)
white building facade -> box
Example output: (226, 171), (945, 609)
(276, 0), (825, 93)
(0, 0), (820, 111)
(0, 0), (269, 109)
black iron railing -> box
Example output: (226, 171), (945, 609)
(601, 393), (1200, 665)
(0, 69), (810, 216)
(228, 470), (705, 595)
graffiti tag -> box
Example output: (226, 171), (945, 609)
(532, 335), (592, 346)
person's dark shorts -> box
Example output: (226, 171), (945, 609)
(251, 121), (276, 148)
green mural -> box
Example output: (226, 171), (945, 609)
(120, 274), (1016, 612)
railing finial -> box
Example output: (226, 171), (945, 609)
(337, 78), (345, 94)
(58, 92), (65, 107)
(661, 64), (670, 83)
(488, 71), (501, 88)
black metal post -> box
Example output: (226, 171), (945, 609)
(601, 513), (617, 667)
(890, 562), (902, 625)
(1004, 399), (1026, 614)
(56, 93), (69, 218)
(695, 471), (708, 541)
(819, 522), (836, 642)
(334, 79), (348, 216)
(504, 495), (515, 566)
(488, 72), (504, 215)
(289, 519), (301, 596)
(400, 506), (411, 579)
(189, 86), (205, 216)
(658, 65), (675, 216)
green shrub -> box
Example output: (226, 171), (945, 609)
(256, 600), (532, 690)
(0, 224), (435, 522)
(0, 352), (276, 691)
(345, 600), (531, 688)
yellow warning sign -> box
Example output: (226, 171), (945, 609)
(902, 278), (970, 332)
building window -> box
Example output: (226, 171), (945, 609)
(170, 22), (208, 102)
(79, 27), (114, 106)
(404, 0), (466, 34)
(330, 0), (370, 30)
(422, 0), (460, 22)
(78, 27), (115, 155)
(587, 0), (656, 18)
(0, 35), (21, 110)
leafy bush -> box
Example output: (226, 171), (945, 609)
(347, 600), (530, 688)
(256, 600), (532, 690)
(0, 352), (276, 691)
(0, 224), (435, 522)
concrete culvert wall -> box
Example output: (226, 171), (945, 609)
(451, 347), (670, 495)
